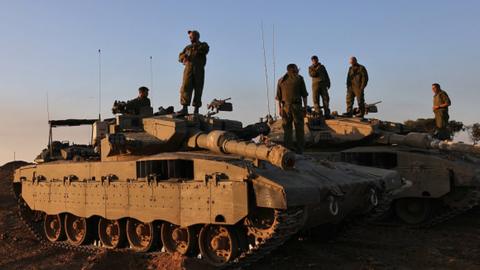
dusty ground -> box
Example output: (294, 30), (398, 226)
(1, 161), (479, 270)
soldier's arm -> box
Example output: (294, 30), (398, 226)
(198, 42), (209, 55)
(308, 66), (316, 78)
(276, 81), (283, 115)
(438, 93), (451, 108)
(300, 77), (308, 108)
(178, 47), (188, 63)
(362, 67), (369, 89)
(324, 67), (331, 89)
(346, 68), (351, 88)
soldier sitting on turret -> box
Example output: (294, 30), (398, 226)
(125, 86), (152, 115)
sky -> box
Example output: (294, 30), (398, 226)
(0, 0), (479, 164)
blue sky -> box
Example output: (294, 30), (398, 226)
(1, 0), (479, 164)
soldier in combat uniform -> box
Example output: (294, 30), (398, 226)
(345, 56), (369, 118)
(178, 30), (209, 115)
(308, 55), (331, 117)
(276, 64), (308, 154)
(125, 86), (151, 115)
(432, 83), (451, 140)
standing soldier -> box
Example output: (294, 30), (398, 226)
(345, 56), (368, 118)
(276, 64), (308, 154)
(308, 55), (331, 117)
(432, 83), (451, 140)
(178, 30), (209, 115)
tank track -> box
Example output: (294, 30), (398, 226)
(13, 183), (305, 268)
(366, 189), (395, 222)
(227, 208), (304, 269)
(342, 187), (395, 230)
(419, 186), (480, 228)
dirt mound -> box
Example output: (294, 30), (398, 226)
(0, 161), (30, 174)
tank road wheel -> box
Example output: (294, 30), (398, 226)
(64, 213), (91, 246)
(244, 207), (277, 245)
(198, 225), (239, 266)
(43, 214), (65, 242)
(126, 219), (158, 252)
(161, 223), (197, 255)
(98, 218), (126, 249)
(395, 198), (432, 225)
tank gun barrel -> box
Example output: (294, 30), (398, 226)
(377, 132), (480, 155)
(188, 130), (295, 169)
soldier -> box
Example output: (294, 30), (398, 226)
(432, 83), (451, 140)
(125, 86), (151, 115)
(345, 56), (369, 118)
(308, 55), (331, 117)
(178, 30), (210, 115)
(276, 64), (308, 154)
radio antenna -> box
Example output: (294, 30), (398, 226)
(272, 24), (277, 118)
(98, 49), (102, 121)
(149, 56), (154, 92)
(46, 91), (50, 122)
(46, 91), (53, 158)
(261, 21), (271, 116)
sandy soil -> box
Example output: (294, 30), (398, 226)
(1, 161), (479, 270)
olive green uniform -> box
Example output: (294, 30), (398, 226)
(346, 64), (369, 116)
(433, 89), (451, 140)
(276, 72), (308, 153)
(309, 63), (331, 115)
(179, 41), (209, 108)
(126, 97), (151, 115)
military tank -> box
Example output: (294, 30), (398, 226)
(267, 104), (480, 226)
(12, 98), (403, 267)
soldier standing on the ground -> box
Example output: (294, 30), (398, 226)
(432, 83), (451, 140)
(276, 64), (308, 154)
(345, 56), (368, 118)
(178, 30), (209, 115)
(308, 55), (331, 117)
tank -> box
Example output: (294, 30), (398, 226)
(267, 104), (480, 226)
(12, 99), (404, 267)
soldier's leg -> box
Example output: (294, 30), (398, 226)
(292, 105), (305, 154)
(192, 67), (205, 111)
(354, 88), (366, 117)
(439, 110), (450, 140)
(320, 87), (330, 116)
(282, 106), (294, 150)
(312, 82), (321, 112)
(345, 88), (355, 116)
(180, 66), (194, 112)
(434, 111), (447, 140)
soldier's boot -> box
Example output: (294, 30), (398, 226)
(324, 108), (331, 119)
(355, 106), (365, 118)
(193, 107), (200, 114)
(176, 105), (188, 116)
(342, 111), (353, 117)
